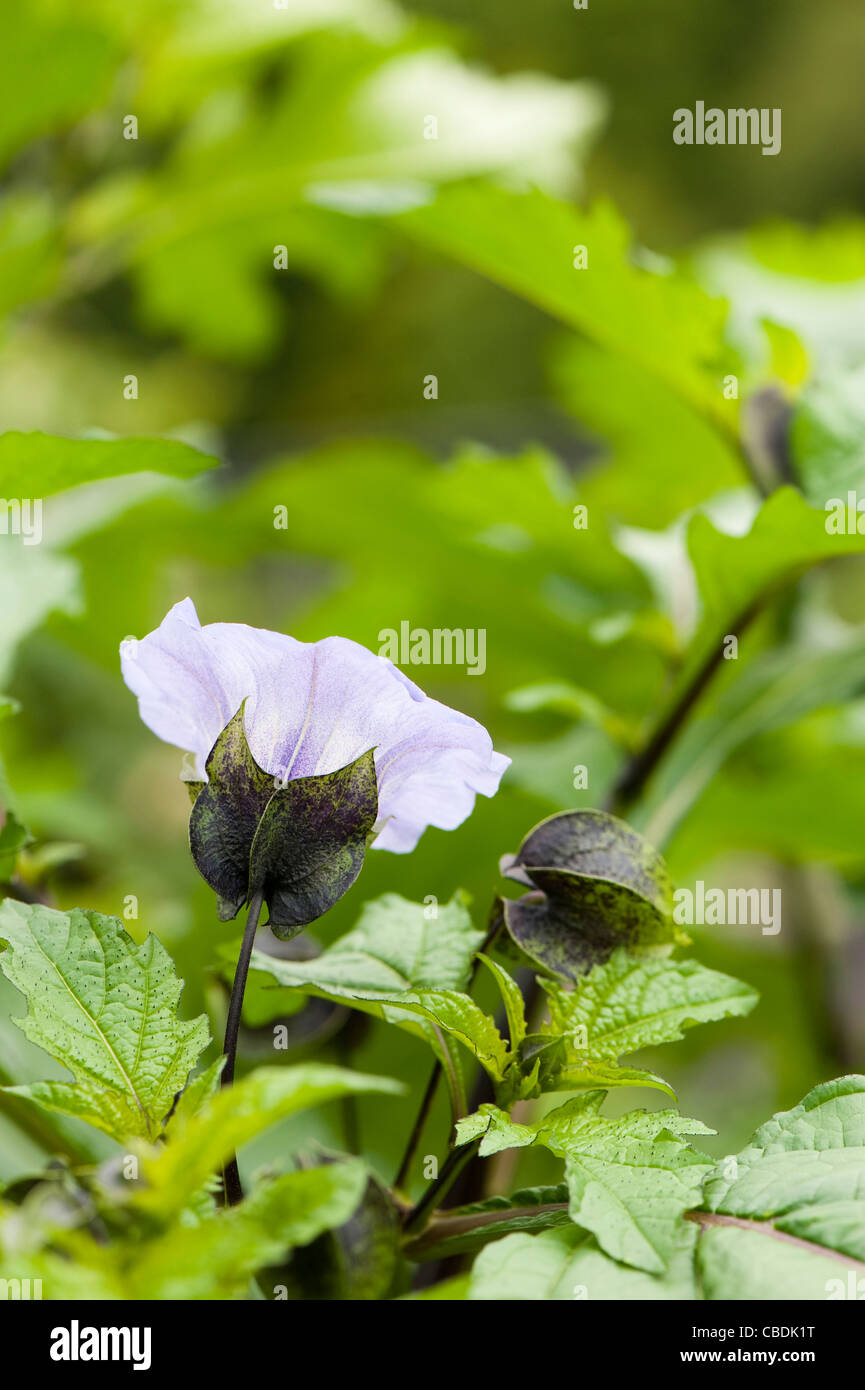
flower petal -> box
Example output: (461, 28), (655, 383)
(121, 599), (510, 852)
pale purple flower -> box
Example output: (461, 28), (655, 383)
(120, 598), (509, 853)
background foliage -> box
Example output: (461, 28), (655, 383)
(1, 0), (865, 1299)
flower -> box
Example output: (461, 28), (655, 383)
(120, 598), (509, 853)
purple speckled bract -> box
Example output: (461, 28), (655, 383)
(120, 598), (509, 853)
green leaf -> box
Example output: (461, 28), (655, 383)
(562, 1116), (712, 1273)
(188, 706), (379, 932)
(75, 33), (600, 361)
(0, 543), (82, 686)
(477, 954), (527, 1051)
(791, 364), (865, 506)
(456, 1094), (713, 1272)
(0, 900), (209, 1142)
(128, 1160), (370, 1301)
(0, 13), (115, 171)
(501, 809), (681, 979)
(518, 1042), (676, 1098)
(0, 1155), (371, 1301)
(540, 948), (759, 1068)
(688, 486), (865, 635)
(378, 991), (511, 1081)
(252, 891), (484, 996)
(0, 431), (217, 498)
(276, 1168), (401, 1301)
(399, 185), (733, 421)
(250, 894), (505, 1105)
(466, 1222), (699, 1301)
(136, 1063), (403, 1218)
(457, 1092), (711, 1159)
(552, 337), (743, 529)
(695, 1222), (863, 1301)
(695, 1075), (865, 1291)
(0, 808), (33, 880)
(255, 961), (510, 1089)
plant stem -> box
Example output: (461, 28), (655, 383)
(402, 1140), (479, 1236)
(393, 1061), (441, 1193)
(605, 601), (761, 817)
(392, 901), (504, 1193)
(221, 888), (264, 1207)
(405, 1200), (570, 1258)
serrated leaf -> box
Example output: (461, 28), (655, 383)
(519, 1035), (676, 1099)
(250, 894), (499, 1105)
(477, 954), (527, 1051)
(456, 1093), (713, 1273)
(384, 991), (510, 1080)
(136, 1063), (403, 1218)
(540, 948), (758, 1066)
(0, 900), (209, 1142)
(252, 892), (484, 997)
(501, 810), (681, 979)
(188, 706), (378, 932)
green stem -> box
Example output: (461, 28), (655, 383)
(221, 888), (264, 1207)
(402, 1140), (479, 1236)
(392, 901), (504, 1193)
(605, 601), (761, 817)
(405, 1200), (569, 1259)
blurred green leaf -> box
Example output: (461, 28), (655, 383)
(0, 8), (115, 170)
(140, 1062), (402, 1217)
(791, 365), (865, 506)
(400, 184), (736, 421)
(128, 1160), (370, 1300)
(0, 431), (217, 498)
